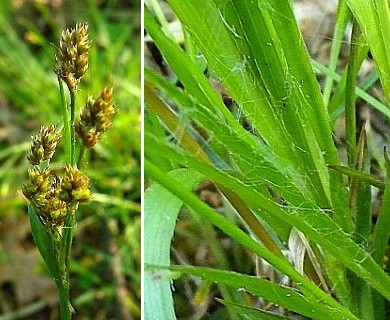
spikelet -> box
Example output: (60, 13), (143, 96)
(27, 125), (61, 165)
(75, 86), (116, 148)
(23, 165), (91, 231)
(60, 165), (91, 210)
(55, 22), (90, 93)
(22, 167), (68, 231)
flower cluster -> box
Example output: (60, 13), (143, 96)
(23, 22), (114, 234)
(55, 22), (90, 93)
(23, 126), (91, 232)
(23, 167), (67, 231)
(60, 165), (91, 211)
(27, 125), (61, 165)
(75, 86), (116, 148)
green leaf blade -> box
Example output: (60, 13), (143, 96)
(165, 265), (359, 320)
(144, 168), (203, 320)
(28, 205), (59, 278)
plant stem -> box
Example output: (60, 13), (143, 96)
(70, 92), (76, 165)
(345, 20), (359, 168)
(62, 213), (75, 270)
(59, 78), (75, 318)
(56, 277), (71, 320)
(58, 79), (77, 318)
(57, 212), (75, 319)
(372, 162), (390, 263)
(77, 146), (86, 167)
(58, 77), (71, 164)
(145, 0), (174, 39)
(322, 0), (350, 106)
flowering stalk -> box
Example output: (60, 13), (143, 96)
(70, 92), (76, 165)
(55, 22), (90, 166)
(23, 22), (116, 320)
(58, 77), (71, 164)
(74, 85), (116, 165)
(55, 23), (90, 95)
(23, 126), (91, 319)
(75, 86), (116, 146)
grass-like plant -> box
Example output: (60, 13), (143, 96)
(0, 1), (140, 318)
(22, 23), (116, 319)
(144, 1), (390, 319)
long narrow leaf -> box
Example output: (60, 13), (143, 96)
(328, 165), (384, 190)
(372, 163), (390, 264)
(166, 0), (352, 232)
(145, 135), (390, 300)
(144, 159), (364, 315)
(323, 0), (350, 105)
(218, 300), (290, 320)
(151, 264), (358, 320)
(144, 169), (203, 320)
(347, 0), (390, 103)
(28, 205), (59, 278)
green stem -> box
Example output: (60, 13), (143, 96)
(345, 19), (360, 168)
(58, 212), (75, 319)
(70, 92), (76, 165)
(58, 77), (71, 164)
(77, 146), (86, 167)
(372, 162), (390, 264)
(56, 277), (72, 320)
(63, 213), (75, 273)
(323, 0), (350, 106)
(145, 0), (174, 39)
(58, 79), (77, 318)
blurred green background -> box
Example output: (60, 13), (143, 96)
(0, 0), (140, 319)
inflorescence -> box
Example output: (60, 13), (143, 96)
(22, 22), (116, 234)
(21, 22), (117, 318)
(75, 86), (117, 148)
(55, 22), (90, 93)
(23, 125), (91, 233)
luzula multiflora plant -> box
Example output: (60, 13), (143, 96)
(22, 23), (116, 319)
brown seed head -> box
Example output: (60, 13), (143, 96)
(35, 196), (68, 231)
(22, 167), (68, 230)
(55, 22), (90, 93)
(75, 86), (116, 148)
(27, 125), (61, 165)
(22, 166), (51, 199)
(60, 165), (91, 207)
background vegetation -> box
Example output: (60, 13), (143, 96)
(0, 0), (140, 319)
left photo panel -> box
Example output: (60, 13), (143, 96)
(0, 1), (141, 319)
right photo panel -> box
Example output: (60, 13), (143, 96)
(144, 1), (390, 319)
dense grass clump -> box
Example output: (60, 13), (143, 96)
(145, 1), (390, 319)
